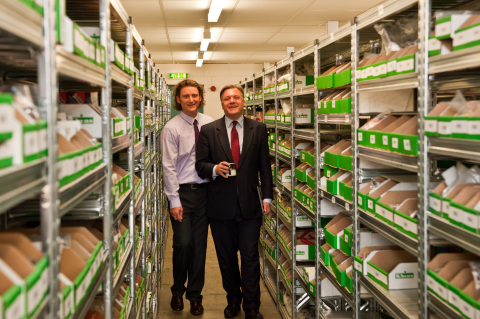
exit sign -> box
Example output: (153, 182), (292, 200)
(169, 73), (188, 79)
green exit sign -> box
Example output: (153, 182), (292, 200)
(169, 73), (188, 79)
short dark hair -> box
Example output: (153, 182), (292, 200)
(220, 84), (244, 100)
(172, 79), (206, 111)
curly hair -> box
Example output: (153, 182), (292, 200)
(219, 84), (244, 100)
(172, 79), (206, 111)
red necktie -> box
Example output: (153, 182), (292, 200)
(231, 121), (240, 168)
(193, 119), (199, 152)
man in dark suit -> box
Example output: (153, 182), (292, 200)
(196, 84), (273, 319)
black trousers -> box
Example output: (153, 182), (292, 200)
(209, 200), (262, 311)
(169, 184), (209, 302)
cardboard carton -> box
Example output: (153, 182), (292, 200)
(393, 198), (419, 238)
(375, 190), (418, 225)
(367, 250), (418, 290)
(353, 245), (401, 276)
(357, 176), (388, 210)
(324, 213), (352, 249)
(389, 116), (418, 155)
(378, 115), (412, 150)
(454, 15), (480, 51)
(436, 12), (475, 40)
(324, 140), (351, 168)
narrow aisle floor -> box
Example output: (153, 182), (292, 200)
(157, 223), (282, 318)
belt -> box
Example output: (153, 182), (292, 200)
(179, 183), (208, 189)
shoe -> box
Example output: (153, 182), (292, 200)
(170, 296), (184, 311)
(190, 301), (204, 316)
(224, 302), (241, 318)
(245, 308), (263, 319)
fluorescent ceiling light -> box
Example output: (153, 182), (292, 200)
(200, 28), (211, 51)
(208, 0), (223, 22)
(196, 59), (203, 67)
(200, 39), (210, 51)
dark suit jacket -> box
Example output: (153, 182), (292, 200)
(196, 116), (273, 220)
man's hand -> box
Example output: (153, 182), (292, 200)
(263, 202), (270, 215)
(170, 206), (183, 222)
(215, 161), (230, 178)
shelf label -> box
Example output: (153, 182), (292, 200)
(321, 190), (324, 198)
(332, 196), (336, 204)
(324, 115), (328, 122)
(345, 203), (350, 211)
(345, 116), (350, 124)
(403, 139), (411, 151)
(391, 137), (399, 149)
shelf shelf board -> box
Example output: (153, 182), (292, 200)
(111, 64), (130, 87)
(113, 191), (132, 225)
(276, 183), (292, 198)
(133, 87), (143, 100)
(320, 261), (354, 307)
(136, 240), (145, 270)
(278, 209), (292, 231)
(359, 210), (418, 255)
(113, 245), (133, 296)
(112, 134), (131, 154)
(429, 137), (480, 163)
(278, 239), (292, 262)
(266, 123), (276, 129)
(278, 152), (292, 164)
(429, 213), (480, 256)
(358, 146), (418, 172)
(320, 189), (353, 215)
(360, 275), (418, 319)
(265, 224), (276, 240)
(0, 159), (46, 214)
(294, 199), (316, 223)
(318, 114), (353, 125)
(57, 46), (105, 87)
(134, 142), (144, 158)
(73, 263), (107, 319)
(279, 299), (292, 319)
(277, 123), (292, 131)
(59, 164), (107, 217)
(357, 73), (418, 92)
(0, 1), (43, 48)
(280, 268), (293, 293)
(294, 85), (315, 96)
(294, 266), (315, 300)
(429, 46), (480, 74)
(429, 291), (463, 319)
(356, 0), (418, 30)
(294, 128), (315, 141)
(265, 274), (278, 304)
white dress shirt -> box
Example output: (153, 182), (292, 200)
(161, 111), (213, 208)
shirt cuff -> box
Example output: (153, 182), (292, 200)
(169, 197), (182, 209)
(263, 198), (272, 204)
(212, 165), (218, 180)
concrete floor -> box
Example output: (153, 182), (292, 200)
(157, 225), (282, 319)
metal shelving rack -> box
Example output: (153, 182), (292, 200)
(237, 0), (480, 318)
(0, 0), (170, 318)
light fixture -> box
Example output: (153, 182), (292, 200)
(200, 28), (211, 51)
(196, 52), (204, 67)
(208, 0), (223, 22)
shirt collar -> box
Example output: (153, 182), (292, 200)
(180, 111), (198, 125)
(225, 115), (244, 128)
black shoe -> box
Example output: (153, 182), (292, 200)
(170, 296), (184, 311)
(245, 308), (263, 319)
(190, 300), (204, 316)
(224, 302), (241, 318)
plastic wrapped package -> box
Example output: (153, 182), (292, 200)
(374, 14), (419, 55)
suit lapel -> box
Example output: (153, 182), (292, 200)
(239, 118), (254, 168)
(216, 116), (234, 163)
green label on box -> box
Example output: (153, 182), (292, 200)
(395, 271), (415, 279)
(73, 116), (94, 124)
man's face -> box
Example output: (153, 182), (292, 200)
(176, 86), (201, 117)
(221, 88), (245, 120)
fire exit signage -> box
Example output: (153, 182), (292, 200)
(169, 73), (188, 79)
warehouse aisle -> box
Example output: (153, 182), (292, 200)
(157, 224), (281, 318)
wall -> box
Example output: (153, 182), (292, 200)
(157, 64), (262, 120)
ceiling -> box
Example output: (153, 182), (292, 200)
(119, 0), (386, 65)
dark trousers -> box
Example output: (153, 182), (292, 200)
(209, 201), (262, 311)
(169, 184), (209, 302)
